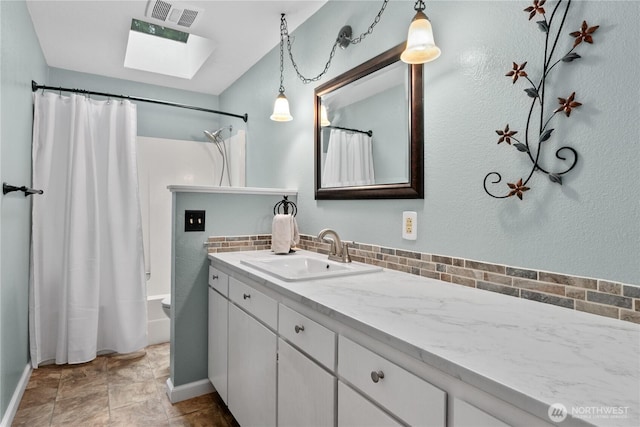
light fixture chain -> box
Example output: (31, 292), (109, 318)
(350, 0), (389, 45)
(278, 14), (286, 93)
(281, 0), (390, 84)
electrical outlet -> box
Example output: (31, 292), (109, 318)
(185, 210), (205, 232)
(402, 211), (417, 240)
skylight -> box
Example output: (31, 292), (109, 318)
(124, 19), (215, 79)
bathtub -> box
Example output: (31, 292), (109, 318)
(147, 294), (170, 345)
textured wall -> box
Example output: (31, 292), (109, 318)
(221, 0), (640, 285)
(171, 192), (296, 386)
(0, 0), (48, 419)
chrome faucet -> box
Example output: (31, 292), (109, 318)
(317, 228), (352, 263)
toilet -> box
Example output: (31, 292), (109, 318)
(161, 296), (171, 318)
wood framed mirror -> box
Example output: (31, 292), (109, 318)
(314, 43), (424, 200)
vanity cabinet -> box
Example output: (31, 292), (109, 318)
(208, 257), (534, 427)
(277, 304), (337, 427)
(207, 266), (228, 403)
(338, 335), (446, 427)
(227, 277), (278, 427)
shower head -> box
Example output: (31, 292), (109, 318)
(204, 125), (232, 143)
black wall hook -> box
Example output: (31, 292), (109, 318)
(3, 183), (44, 197)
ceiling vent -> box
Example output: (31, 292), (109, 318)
(146, 0), (202, 28)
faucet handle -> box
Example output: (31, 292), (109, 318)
(342, 241), (352, 263)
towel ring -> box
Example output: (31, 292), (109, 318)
(273, 196), (297, 217)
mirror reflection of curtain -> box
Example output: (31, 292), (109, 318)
(322, 129), (375, 187)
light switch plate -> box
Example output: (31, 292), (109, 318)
(402, 211), (417, 240)
(185, 210), (205, 232)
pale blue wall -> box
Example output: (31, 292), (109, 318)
(221, 0), (640, 286)
(171, 192), (296, 386)
(48, 68), (229, 142)
(0, 0), (48, 419)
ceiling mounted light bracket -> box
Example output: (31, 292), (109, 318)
(337, 26), (353, 49)
(279, 0), (390, 85)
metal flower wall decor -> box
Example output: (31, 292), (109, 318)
(484, 0), (599, 200)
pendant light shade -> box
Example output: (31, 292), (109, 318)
(401, 10), (441, 64)
(320, 104), (331, 127)
(271, 14), (293, 122)
(270, 92), (293, 122)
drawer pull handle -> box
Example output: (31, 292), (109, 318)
(294, 325), (305, 334)
(243, 293), (251, 300)
(370, 370), (385, 383)
(211, 274), (219, 280)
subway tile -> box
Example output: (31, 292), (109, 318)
(440, 273), (452, 283)
(539, 272), (597, 290)
(520, 290), (574, 309)
(575, 301), (619, 319)
(396, 249), (421, 260)
(598, 281), (622, 295)
(477, 281), (520, 297)
(483, 272), (513, 286)
(453, 258), (465, 267)
(586, 291), (633, 309)
(623, 285), (640, 299)
(420, 270), (441, 280)
(447, 266), (483, 280)
(565, 287), (586, 300)
(432, 255), (453, 265)
(450, 275), (476, 288)
(620, 310), (640, 324)
(635, 300), (640, 312)
(436, 264), (447, 273)
(465, 260), (505, 274)
(513, 278), (566, 296)
(381, 247), (396, 255)
(420, 253), (432, 262)
(506, 267), (537, 280)
(383, 255), (400, 264)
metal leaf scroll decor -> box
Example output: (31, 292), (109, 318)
(483, 0), (599, 200)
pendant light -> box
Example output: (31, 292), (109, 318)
(271, 14), (293, 122)
(401, 0), (441, 64)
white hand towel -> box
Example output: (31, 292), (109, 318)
(271, 214), (298, 254)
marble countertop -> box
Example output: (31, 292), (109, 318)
(209, 250), (640, 427)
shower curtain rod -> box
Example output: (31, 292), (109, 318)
(32, 81), (248, 123)
(325, 125), (373, 137)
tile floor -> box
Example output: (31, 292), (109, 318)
(12, 343), (239, 426)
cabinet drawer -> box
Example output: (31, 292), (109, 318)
(209, 266), (229, 296)
(338, 336), (445, 427)
(229, 277), (277, 329)
(279, 304), (336, 371)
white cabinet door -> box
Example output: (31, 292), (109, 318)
(452, 398), (511, 427)
(338, 381), (402, 427)
(207, 286), (228, 404)
(228, 303), (277, 427)
(278, 338), (335, 427)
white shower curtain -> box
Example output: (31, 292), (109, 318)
(322, 129), (375, 187)
(30, 92), (147, 367)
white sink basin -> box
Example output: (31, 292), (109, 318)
(241, 256), (382, 282)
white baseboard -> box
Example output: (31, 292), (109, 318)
(165, 377), (214, 404)
(0, 364), (32, 427)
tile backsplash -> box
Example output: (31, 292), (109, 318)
(206, 234), (640, 325)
